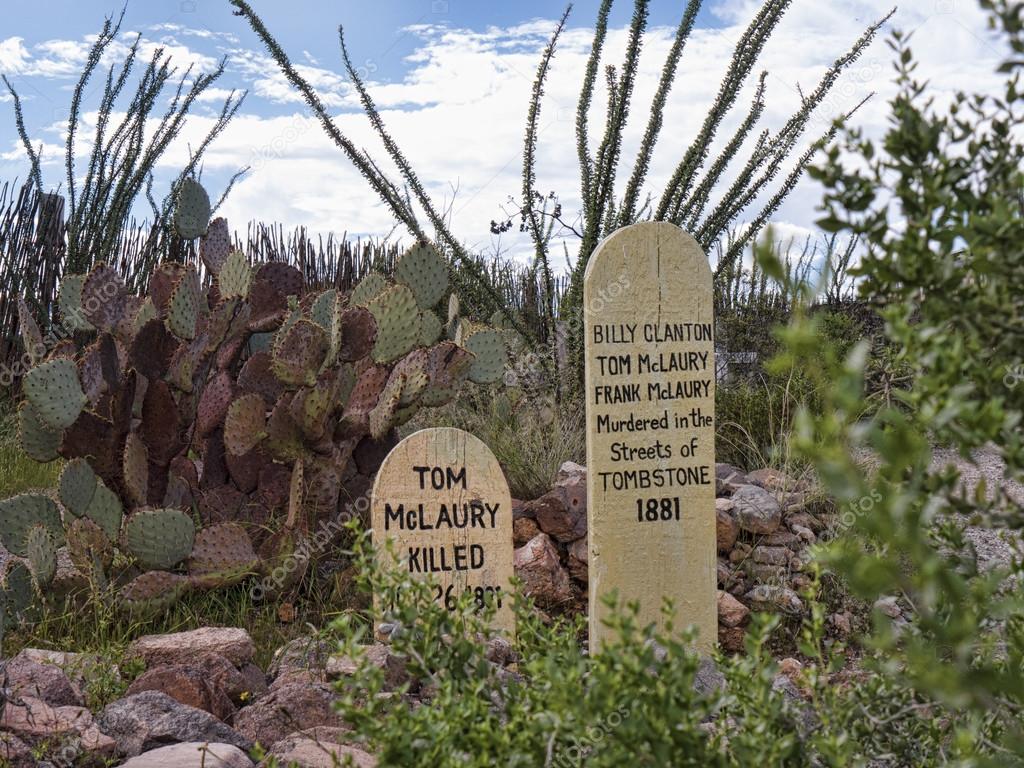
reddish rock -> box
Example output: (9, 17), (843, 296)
(779, 657), (803, 681)
(0, 696), (116, 760)
(752, 545), (790, 566)
(731, 485), (782, 534)
(5, 652), (84, 707)
(763, 530), (801, 549)
(717, 590), (750, 628)
(327, 643), (407, 690)
(511, 498), (531, 520)
(126, 663), (236, 722)
(0, 734), (33, 768)
(513, 516), (541, 546)
(193, 653), (265, 706)
(831, 612), (853, 635)
(119, 742), (254, 767)
(128, 627), (255, 668)
(786, 511), (824, 533)
(745, 563), (787, 583)
(529, 491), (586, 543)
(715, 498), (739, 552)
(232, 682), (343, 749)
(715, 463), (748, 494)
(566, 537), (588, 582)
(258, 726), (376, 768)
(744, 585), (804, 615)
(513, 533), (574, 609)
(747, 468), (800, 493)
(268, 636), (333, 688)
(791, 524), (816, 544)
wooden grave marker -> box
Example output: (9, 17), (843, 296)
(583, 221), (716, 651)
(371, 427), (515, 634)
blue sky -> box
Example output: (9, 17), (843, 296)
(0, 1), (1010, 265)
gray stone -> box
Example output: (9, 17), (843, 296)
(119, 742), (254, 767)
(258, 727), (376, 768)
(692, 656), (726, 697)
(5, 651), (84, 707)
(744, 585), (804, 615)
(98, 691), (252, 758)
(555, 461), (587, 483)
(731, 485), (782, 534)
(233, 682), (343, 749)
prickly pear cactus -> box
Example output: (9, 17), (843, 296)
(0, 225), (506, 621)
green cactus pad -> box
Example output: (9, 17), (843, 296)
(173, 177), (211, 239)
(288, 381), (334, 442)
(18, 402), (61, 462)
(17, 298), (45, 366)
(0, 494), (63, 557)
(200, 216), (232, 273)
(350, 272), (387, 307)
(224, 394), (268, 456)
(166, 268), (201, 340)
(219, 250), (252, 299)
(463, 327), (506, 384)
(188, 523), (260, 589)
(66, 517), (114, 577)
(81, 264), (128, 332)
(23, 358), (87, 431)
(25, 524), (57, 587)
(310, 289), (336, 331)
(59, 458), (98, 517)
(368, 284), (420, 364)
(420, 341), (473, 407)
(395, 241), (449, 309)
(122, 508), (196, 570)
(418, 310), (443, 346)
(271, 319), (329, 388)
(369, 372), (404, 440)
(265, 394), (305, 461)
(85, 481), (124, 542)
(0, 561), (35, 631)
(120, 571), (192, 614)
(58, 274), (94, 332)
(123, 432), (150, 508)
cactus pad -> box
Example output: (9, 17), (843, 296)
(271, 319), (329, 388)
(224, 394), (268, 456)
(85, 481), (124, 542)
(122, 508), (196, 570)
(350, 272), (387, 307)
(17, 298), (45, 366)
(59, 458), (98, 518)
(120, 571), (192, 614)
(174, 177), (211, 239)
(463, 327), (506, 384)
(167, 268), (201, 340)
(219, 250), (252, 299)
(67, 517), (114, 576)
(23, 358), (87, 431)
(58, 274), (94, 332)
(200, 216), (232, 273)
(237, 351), (284, 406)
(335, 307), (377, 362)
(81, 264), (128, 332)
(265, 394), (305, 461)
(197, 370), (235, 437)
(123, 432), (150, 508)
(0, 494), (63, 557)
(18, 403), (61, 462)
(0, 562), (35, 631)
(25, 524), (57, 587)
(369, 372), (404, 440)
(420, 341), (473, 407)
(310, 289), (336, 331)
(368, 284), (420, 364)
(395, 241), (448, 309)
(418, 310), (443, 346)
(254, 262), (304, 300)
(189, 523), (259, 588)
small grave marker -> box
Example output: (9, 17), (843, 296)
(371, 427), (515, 634)
(583, 222), (716, 651)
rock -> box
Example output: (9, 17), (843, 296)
(744, 585), (804, 615)
(790, 573), (813, 590)
(128, 627), (255, 668)
(717, 590), (750, 628)
(513, 533), (574, 609)
(874, 595), (902, 618)
(511, 498), (532, 520)
(786, 511), (824, 533)
(830, 612), (852, 635)
(555, 461), (587, 483)
(232, 682), (343, 749)
(763, 530), (801, 549)
(715, 498), (739, 551)
(512, 516), (541, 546)
(744, 563), (787, 583)
(746, 467), (798, 493)
(0, 733), (33, 768)
(268, 635), (333, 687)
(728, 544), (750, 565)
(778, 657), (803, 681)
(485, 637), (516, 667)
(772, 674), (817, 736)
(258, 726), (376, 768)
(781, 492), (808, 512)
(5, 651), (84, 707)
(692, 657), (725, 697)
(12, 648), (109, 693)
(718, 625), (746, 652)
(193, 653), (265, 706)
(126, 663), (236, 722)
(791, 524), (816, 544)
(327, 644), (407, 690)
(0, 696), (116, 760)
(98, 691), (252, 758)
(528, 491), (586, 543)
(731, 485), (782, 534)
(751, 545), (790, 566)
(715, 463), (748, 494)
(119, 742), (254, 767)
(567, 537), (588, 582)
(716, 558), (731, 588)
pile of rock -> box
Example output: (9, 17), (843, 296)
(511, 462), (831, 651)
(0, 627), (378, 767)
